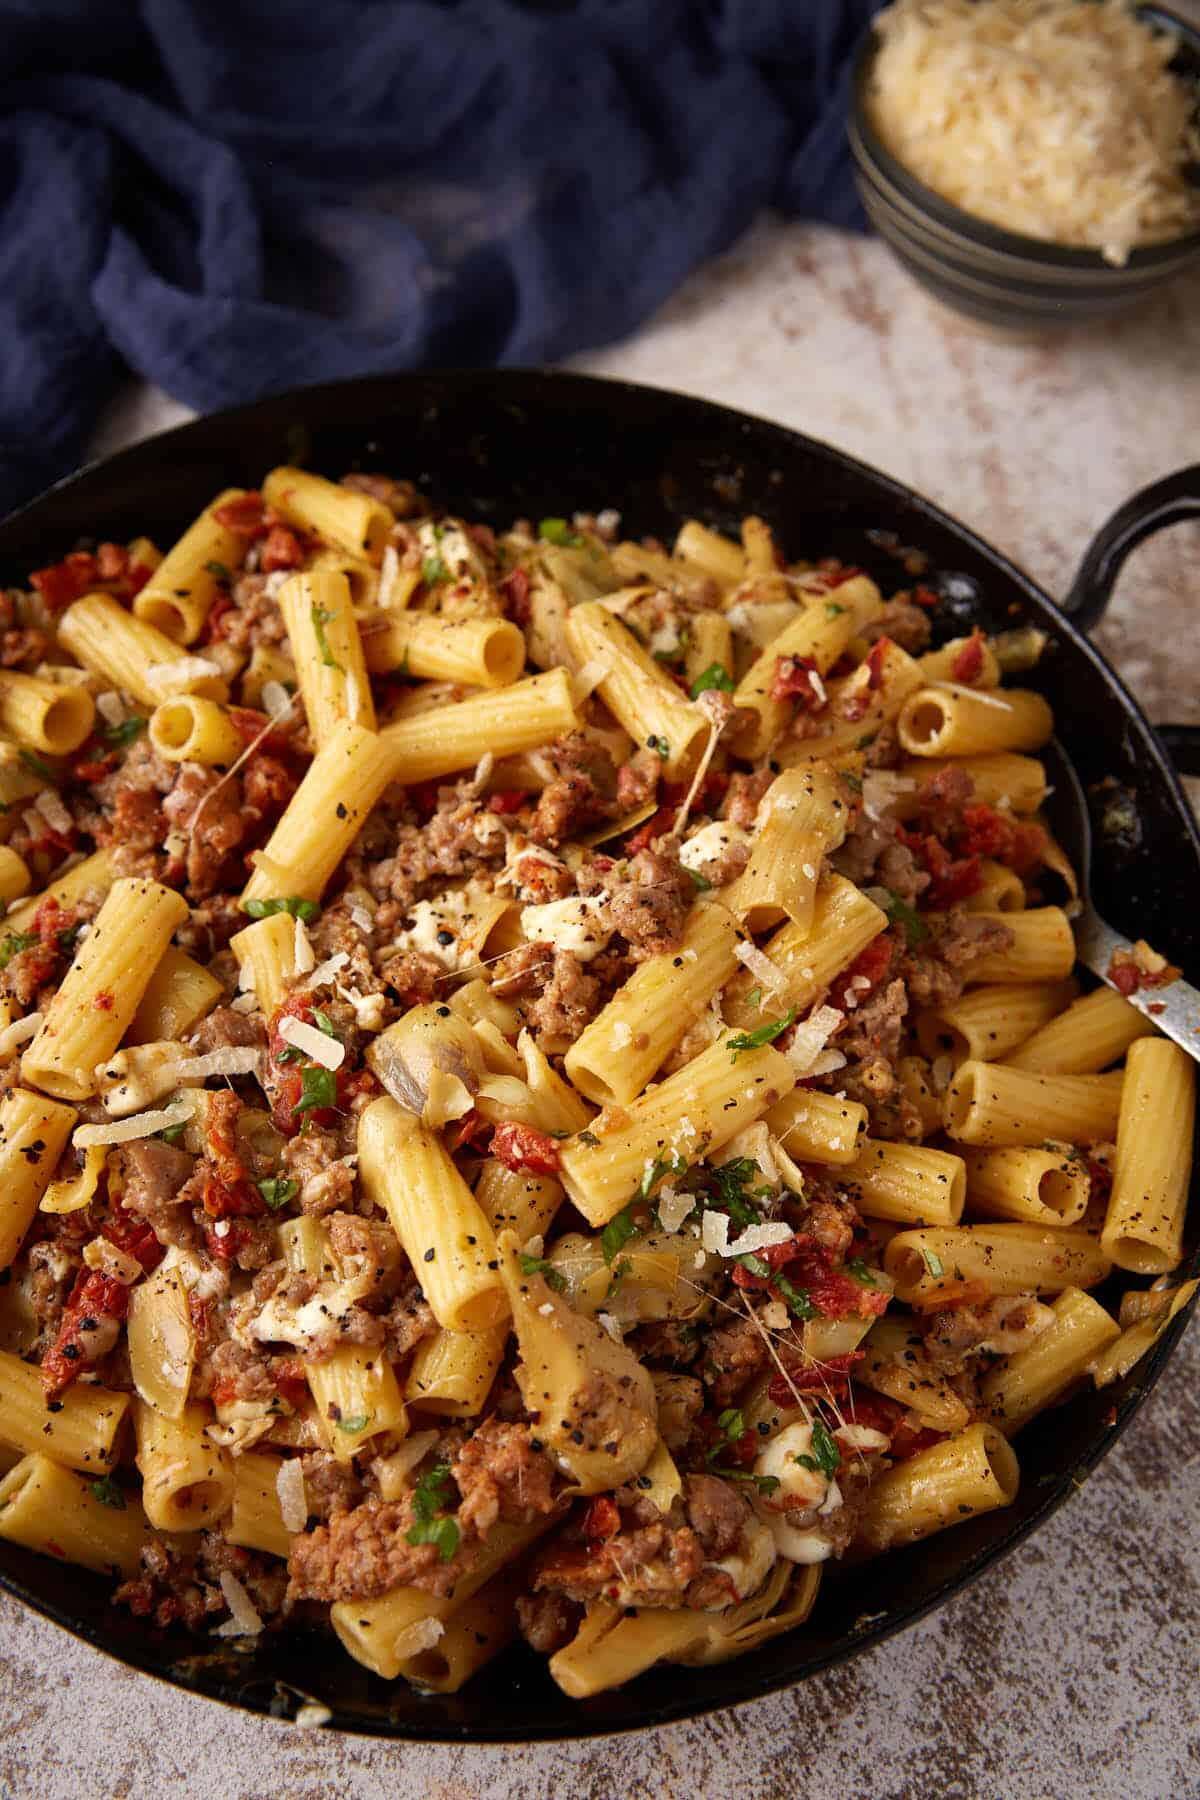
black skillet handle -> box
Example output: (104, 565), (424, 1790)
(1062, 465), (1200, 777)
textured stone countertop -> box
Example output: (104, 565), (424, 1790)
(3, 222), (1199, 1800)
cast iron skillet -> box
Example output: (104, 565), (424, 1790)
(0, 371), (1197, 1740)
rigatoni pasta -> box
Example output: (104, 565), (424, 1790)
(0, 468), (1191, 1706)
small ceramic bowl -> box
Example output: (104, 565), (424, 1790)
(848, 3), (1200, 331)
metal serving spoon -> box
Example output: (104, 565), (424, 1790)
(1042, 739), (1200, 1063)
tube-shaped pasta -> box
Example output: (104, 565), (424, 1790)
(944, 1061), (1123, 1148)
(964, 859), (1026, 912)
(0, 671), (94, 755)
(396, 1569), (523, 1692)
(262, 465), (393, 560)
(723, 876), (888, 1033)
(131, 488), (254, 642)
(0, 1454), (147, 1576)
(309, 547), (389, 609)
(362, 611), (525, 688)
(473, 1160), (564, 1244)
(959, 907), (1076, 985)
(897, 1055), (944, 1136)
(841, 1139), (966, 1227)
(22, 878), (189, 1102)
(1005, 985), (1156, 1075)
(1093, 1279), (1198, 1388)
(497, 1229), (657, 1492)
(358, 1098), (507, 1331)
(378, 670), (578, 786)
(897, 686), (1053, 758)
(565, 901), (740, 1105)
(557, 1034), (797, 1228)
(673, 520), (746, 588)
(853, 1423), (1019, 1554)
(917, 635), (1001, 687)
(227, 1449), (292, 1559)
(0, 1088), (78, 1268)
(3, 846), (114, 936)
(127, 1259), (195, 1419)
(280, 1217), (410, 1460)
(1101, 1037), (1194, 1275)
(330, 1516), (553, 1679)
(856, 1316), (972, 1432)
(38, 1145), (105, 1216)
(891, 752), (1048, 820)
(563, 602), (708, 780)
(0, 1350), (128, 1469)
(979, 1287), (1120, 1432)
(133, 1399), (234, 1532)
(0, 745), (46, 841)
(962, 1146), (1091, 1226)
(730, 577), (883, 757)
(917, 979), (1076, 1064)
(277, 569), (376, 746)
(229, 913), (298, 1018)
(57, 592), (229, 705)
(148, 696), (244, 766)
(127, 945), (223, 1045)
(763, 1089), (868, 1166)
(404, 1324), (509, 1416)
(884, 1222), (1111, 1304)
(778, 639), (924, 764)
(683, 612), (734, 691)
(723, 762), (851, 933)
(242, 720), (398, 904)
(240, 641), (297, 709)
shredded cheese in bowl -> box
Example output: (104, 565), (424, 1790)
(867, 0), (1200, 265)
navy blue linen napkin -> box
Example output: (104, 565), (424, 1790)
(0, 0), (880, 516)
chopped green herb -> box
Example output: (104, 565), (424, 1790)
(405, 1463), (460, 1562)
(648, 735), (670, 761)
(726, 1007), (797, 1060)
(311, 1008), (338, 1038)
(421, 554), (448, 587)
(772, 1270), (818, 1321)
(538, 517), (582, 548)
(337, 1413), (371, 1435)
(824, 602), (846, 620)
(846, 1257), (880, 1287)
(855, 733), (876, 751)
(276, 1045), (305, 1066)
(157, 1122), (186, 1145)
(709, 1158), (765, 1229)
(293, 1065), (338, 1115)
(689, 662), (735, 698)
(89, 1476), (127, 1510)
(517, 1252), (566, 1293)
(922, 1248), (945, 1279)
(204, 560), (231, 581)
(57, 923), (82, 956)
(101, 715), (146, 747)
(795, 1418), (841, 1477)
(243, 895), (319, 923)
(600, 1203), (641, 1265)
(639, 1153), (686, 1201)
(310, 603), (343, 671)
(577, 1129), (601, 1147)
(19, 749), (54, 782)
(841, 771), (863, 794)
(883, 890), (928, 946)
(744, 986), (762, 1010)
(0, 931), (38, 969)
(687, 867), (713, 892)
(258, 1175), (299, 1212)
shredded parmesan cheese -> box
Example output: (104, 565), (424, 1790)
(261, 679), (292, 719)
(146, 655), (222, 694)
(95, 690), (126, 727)
(172, 1046), (263, 1083)
(74, 1095), (199, 1148)
(869, 0), (1200, 265)
(701, 1210), (730, 1256)
(785, 1005), (844, 1075)
(377, 542), (401, 609)
(278, 1015), (345, 1071)
(349, 904), (374, 936)
(214, 1571), (264, 1638)
(862, 770), (916, 822)
(293, 917), (316, 974)
(657, 1188), (695, 1234)
(728, 1220), (795, 1257)
(34, 788), (73, 835)
(305, 950), (351, 989)
(391, 1617), (445, 1660)
(276, 1458), (308, 1533)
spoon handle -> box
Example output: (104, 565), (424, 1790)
(1074, 903), (1200, 1065)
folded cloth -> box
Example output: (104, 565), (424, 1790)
(0, 0), (880, 517)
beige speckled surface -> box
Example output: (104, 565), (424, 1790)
(5, 221), (1200, 1799)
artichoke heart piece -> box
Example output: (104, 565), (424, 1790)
(495, 1228), (657, 1494)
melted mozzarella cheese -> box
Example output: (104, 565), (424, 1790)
(519, 894), (613, 962)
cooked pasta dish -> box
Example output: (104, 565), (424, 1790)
(0, 469), (1192, 1698)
